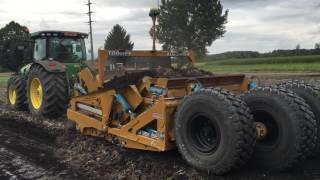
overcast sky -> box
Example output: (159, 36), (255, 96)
(0, 0), (319, 55)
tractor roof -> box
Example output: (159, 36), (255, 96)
(31, 31), (88, 39)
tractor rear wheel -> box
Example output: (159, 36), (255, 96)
(175, 88), (256, 175)
(243, 87), (317, 171)
(6, 75), (27, 110)
(27, 65), (68, 118)
(278, 80), (320, 155)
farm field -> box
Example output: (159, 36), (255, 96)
(197, 55), (320, 73)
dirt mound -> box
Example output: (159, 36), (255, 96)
(55, 132), (204, 179)
(156, 67), (212, 77)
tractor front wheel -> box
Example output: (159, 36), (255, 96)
(6, 75), (27, 110)
(27, 65), (68, 118)
(175, 88), (256, 175)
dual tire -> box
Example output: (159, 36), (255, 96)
(243, 87), (317, 170)
(175, 85), (318, 174)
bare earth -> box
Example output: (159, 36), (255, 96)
(0, 73), (320, 179)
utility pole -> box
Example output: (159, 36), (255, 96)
(86, 0), (94, 60)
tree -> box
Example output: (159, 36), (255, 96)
(314, 43), (320, 55)
(295, 44), (301, 56)
(104, 24), (134, 50)
(155, 0), (228, 58)
(0, 21), (31, 71)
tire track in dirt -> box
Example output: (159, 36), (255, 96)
(0, 111), (81, 180)
(0, 146), (64, 180)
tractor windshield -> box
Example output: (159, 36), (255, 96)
(48, 37), (86, 63)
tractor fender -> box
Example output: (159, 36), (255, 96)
(31, 61), (66, 73)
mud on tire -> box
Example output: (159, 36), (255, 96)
(27, 65), (68, 118)
(6, 75), (27, 110)
(175, 88), (256, 175)
(243, 87), (317, 171)
(278, 80), (320, 155)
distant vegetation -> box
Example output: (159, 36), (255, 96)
(211, 55), (320, 65)
(204, 48), (320, 62)
(0, 73), (10, 87)
(198, 46), (320, 73)
(0, 21), (32, 72)
(197, 55), (320, 73)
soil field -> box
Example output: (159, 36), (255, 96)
(1, 74), (320, 179)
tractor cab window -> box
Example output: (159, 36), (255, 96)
(48, 37), (86, 63)
(34, 38), (46, 61)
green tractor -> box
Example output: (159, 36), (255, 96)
(7, 31), (88, 118)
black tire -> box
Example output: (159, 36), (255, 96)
(175, 88), (256, 175)
(27, 65), (68, 118)
(278, 80), (320, 155)
(6, 75), (27, 110)
(243, 87), (317, 171)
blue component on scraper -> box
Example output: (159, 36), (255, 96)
(74, 83), (87, 95)
(192, 83), (202, 92)
(114, 94), (132, 113)
(249, 81), (258, 90)
(149, 86), (168, 96)
(146, 128), (158, 138)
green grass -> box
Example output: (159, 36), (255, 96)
(204, 55), (320, 65)
(197, 63), (320, 73)
(197, 55), (320, 73)
(0, 75), (10, 88)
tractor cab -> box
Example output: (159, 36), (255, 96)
(31, 31), (88, 63)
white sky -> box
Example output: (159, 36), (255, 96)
(0, 0), (319, 55)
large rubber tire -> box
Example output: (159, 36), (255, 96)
(278, 80), (320, 155)
(175, 88), (256, 175)
(243, 87), (317, 171)
(27, 65), (68, 118)
(6, 75), (27, 110)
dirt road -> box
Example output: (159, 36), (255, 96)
(1, 74), (320, 179)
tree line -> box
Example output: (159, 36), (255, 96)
(207, 45), (320, 61)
